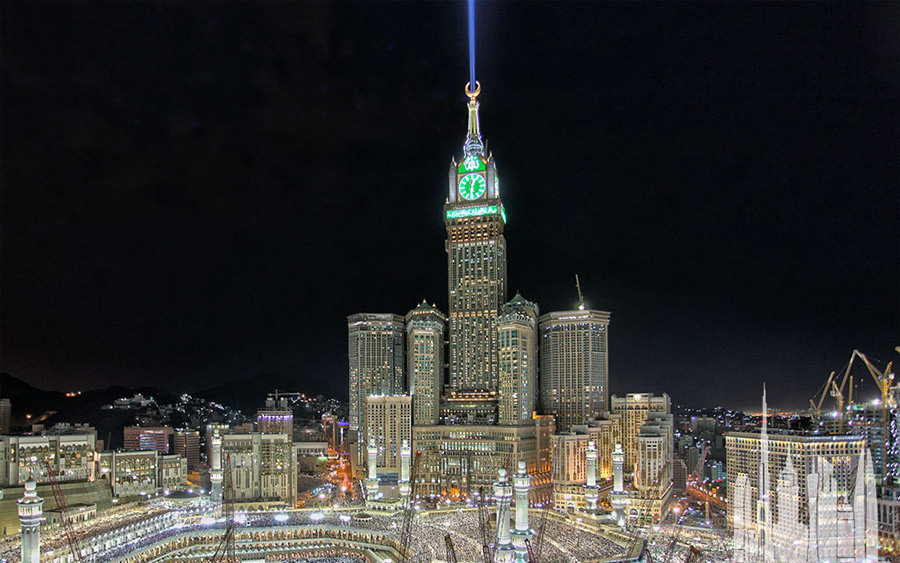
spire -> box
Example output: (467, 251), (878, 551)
(464, 81), (484, 155)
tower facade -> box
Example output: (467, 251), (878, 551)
(539, 309), (611, 432)
(347, 313), (405, 431)
(497, 294), (538, 425)
(445, 84), (507, 393)
(406, 301), (446, 426)
(17, 476), (43, 563)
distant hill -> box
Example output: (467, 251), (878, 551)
(193, 372), (341, 415)
(0, 372), (170, 437)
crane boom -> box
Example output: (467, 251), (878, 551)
(45, 462), (85, 563)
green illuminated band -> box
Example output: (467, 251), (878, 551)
(446, 205), (507, 223)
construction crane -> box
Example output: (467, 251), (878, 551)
(533, 504), (548, 563)
(476, 486), (492, 563)
(445, 534), (459, 563)
(626, 460), (672, 561)
(400, 451), (423, 563)
(684, 546), (702, 563)
(810, 351), (859, 431)
(525, 538), (538, 563)
(575, 274), (585, 310)
(688, 446), (711, 484)
(854, 349), (897, 482)
(210, 454), (236, 563)
(45, 461), (86, 563)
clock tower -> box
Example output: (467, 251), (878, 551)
(445, 82), (508, 393)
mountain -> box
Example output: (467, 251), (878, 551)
(193, 372), (340, 415)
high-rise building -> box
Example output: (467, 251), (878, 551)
(347, 313), (405, 432)
(634, 412), (675, 521)
(445, 84), (507, 393)
(173, 429), (200, 469)
(363, 395), (412, 482)
(257, 397), (294, 436)
(610, 393), (671, 472)
(221, 432), (295, 505)
(497, 294), (538, 425)
(406, 301), (446, 426)
(539, 309), (611, 432)
(123, 426), (173, 454)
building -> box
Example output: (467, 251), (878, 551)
(727, 390), (876, 562)
(632, 412), (674, 522)
(258, 397), (294, 436)
(406, 301), (446, 427)
(0, 433), (96, 486)
(0, 399), (11, 434)
(221, 432), (295, 505)
(497, 294), (538, 425)
(550, 433), (589, 510)
(123, 426), (173, 454)
(610, 393), (671, 473)
(413, 416), (554, 502)
(157, 453), (188, 492)
(322, 414), (348, 455)
(444, 88), (507, 395)
(539, 308), (611, 432)
(347, 313), (405, 433)
(878, 484), (900, 555)
(363, 395), (412, 482)
(173, 429), (200, 469)
(97, 450), (158, 498)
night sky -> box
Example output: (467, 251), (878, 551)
(2, 2), (898, 412)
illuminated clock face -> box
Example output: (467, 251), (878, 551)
(459, 173), (487, 200)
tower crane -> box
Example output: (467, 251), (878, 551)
(45, 461), (86, 563)
(688, 446), (711, 485)
(575, 275), (585, 310)
(810, 351), (858, 431)
(854, 349), (897, 482)
(400, 451), (423, 563)
(211, 454), (236, 563)
(445, 534), (460, 563)
(476, 486), (493, 563)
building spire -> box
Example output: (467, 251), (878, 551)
(464, 81), (484, 155)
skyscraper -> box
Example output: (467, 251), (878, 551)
(445, 83), (507, 393)
(406, 301), (446, 426)
(497, 293), (538, 425)
(539, 309), (611, 432)
(347, 313), (405, 431)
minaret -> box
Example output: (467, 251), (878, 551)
(366, 437), (379, 500)
(399, 440), (411, 503)
(610, 443), (627, 528)
(210, 430), (223, 503)
(512, 461), (533, 563)
(584, 441), (600, 511)
(446, 82), (507, 393)
(493, 468), (515, 563)
(17, 475), (44, 563)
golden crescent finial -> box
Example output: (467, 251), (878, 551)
(465, 81), (481, 102)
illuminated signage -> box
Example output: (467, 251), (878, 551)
(446, 205), (507, 222)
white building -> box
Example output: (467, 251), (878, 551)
(363, 395), (412, 481)
(97, 450), (157, 498)
(0, 433), (96, 486)
(727, 389), (877, 562)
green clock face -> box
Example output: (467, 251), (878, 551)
(459, 173), (487, 200)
